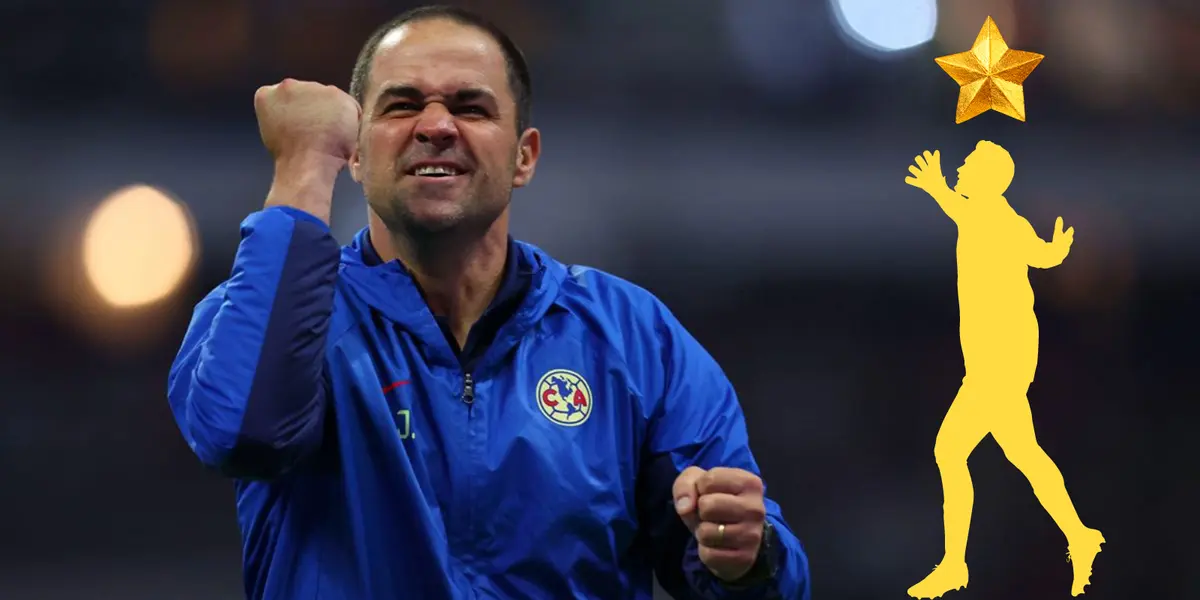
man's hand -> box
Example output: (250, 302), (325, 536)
(254, 79), (362, 224)
(905, 150), (949, 194)
(1051, 216), (1075, 253)
(674, 466), (767, 582)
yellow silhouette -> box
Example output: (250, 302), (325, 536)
(903, 141), (1104, 598)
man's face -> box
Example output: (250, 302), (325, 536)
(351, 19), (538, 236)
(954, 151), (980, 197)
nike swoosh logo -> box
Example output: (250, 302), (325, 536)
(382, 380), (411, 394)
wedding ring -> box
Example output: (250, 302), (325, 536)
(717, 523), (726, 543)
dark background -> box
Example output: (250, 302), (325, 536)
(1, 0), (1196, 598)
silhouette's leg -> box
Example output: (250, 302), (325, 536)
(908, 384), (991, 598)
(991, 391), (1104, 596)
(932, 384), (991, 566)
(989, 391), (1086, 539)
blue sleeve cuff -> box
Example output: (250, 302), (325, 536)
(683, 536), (781, 600)
(264, 205), (332, 232)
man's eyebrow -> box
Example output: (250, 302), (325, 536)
(376, 85), (496, 104)
(377, 85), (424, 101)
(451, 88), (495, 103)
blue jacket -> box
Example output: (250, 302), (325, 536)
(167, 206), (810, 599)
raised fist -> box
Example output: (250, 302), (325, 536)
(254, 79), (361, 166)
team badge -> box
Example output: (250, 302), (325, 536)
(535, 369), (593, 426)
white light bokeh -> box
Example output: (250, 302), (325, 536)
(82, 184), (198, 308)
(831, 0), (938, 54)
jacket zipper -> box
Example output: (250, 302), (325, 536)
(460, 370), (477, 571)
(462, 372), (475, 406)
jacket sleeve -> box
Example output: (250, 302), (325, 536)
(167, 206), (340, 479)
(639, 301), (811, 600)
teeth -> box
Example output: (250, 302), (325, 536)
(414, 165), (459, 176)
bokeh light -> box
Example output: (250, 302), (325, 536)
(831, 0), (938, 54)
(81, 185), (198, 308)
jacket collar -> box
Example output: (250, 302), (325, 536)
(338, 227), (567, 368)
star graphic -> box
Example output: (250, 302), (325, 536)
(935, 16), (1044, 124)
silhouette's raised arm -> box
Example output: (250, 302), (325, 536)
(929, 187), (968, 223)
(1023, 216), (1073, 269)
(906, 150), (967, 223)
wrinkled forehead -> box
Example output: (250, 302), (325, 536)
(366, 20), (512, 106)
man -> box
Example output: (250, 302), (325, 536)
(904, 143), (1104, 598)
(167, 5), (810, 599)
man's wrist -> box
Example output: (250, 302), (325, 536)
(718, 521), (780, 590)
(264, 153), (344, 225)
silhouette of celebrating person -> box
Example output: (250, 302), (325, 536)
(903, 141), (1104, 598)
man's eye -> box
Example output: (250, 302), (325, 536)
(455, 106), (487, 116)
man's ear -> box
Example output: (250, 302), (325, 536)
(349, 98), (365, 183)
(512, 127), (540, 189)
(349, 146), (361, 183)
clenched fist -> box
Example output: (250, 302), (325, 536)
(674, 466), (768, 582)
(255, 79), (360, 165)
(254, 79), (362, 224)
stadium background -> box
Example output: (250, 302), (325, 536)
(0, 0), (1195, 598)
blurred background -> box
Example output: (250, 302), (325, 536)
(1, 0), (1196, 598)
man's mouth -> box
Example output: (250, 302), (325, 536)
(408, 163), (468, 178)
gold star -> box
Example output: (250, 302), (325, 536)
(936, 16), (1044, 124)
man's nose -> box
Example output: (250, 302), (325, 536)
(413, 104), (458, 148)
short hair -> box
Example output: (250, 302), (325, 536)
(349, 5), (533, 133)
(975, 140), (1015, 192)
